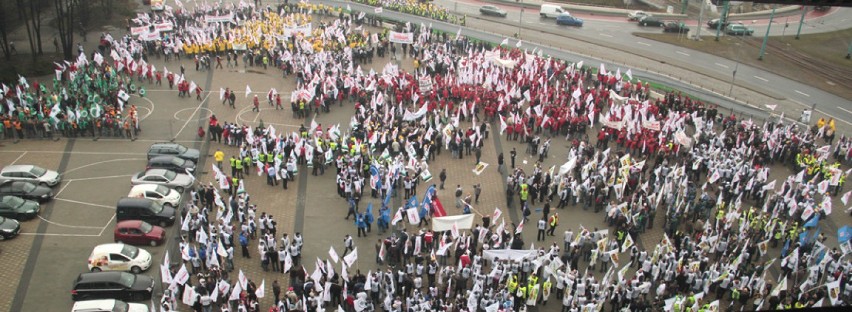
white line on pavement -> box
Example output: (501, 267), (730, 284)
(174, 93), (211, 139)
(637, 42), (652, 46)
(838, 106), (852, 115)
(99, 214), (116, 236)
(62, 158), (145, 175)
(10, 151), (27, 166)
(0, 150), (142, 156)
(795, 90), (810, 97)
(20, 233), (104, 237)
(715, 63), (729, 68)
(753, 76), (769, 82)
(37, 215), (104, 229)
(599, 33), (613, 38)
(66, 174), (134, 182)
(675, 51), (691, 56)
(53, 198), (117, 209)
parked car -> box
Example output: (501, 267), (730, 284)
(479, 5), (507, 17)
(72, 299), (149, 312)
(127, 184), (181, 207)
(146, 143), (200, 163)
(147, 155), (196, 173)
(0, 181), (53, 202)
(540, 3), (568, 18)
(114, 220), (166, 247)
(0, 195), (40, 220)
(115, 198), (176, 227)
(87, 243), (152, 274)
(627, 10), (651, 21)
(0, 165), (62, 187)
(638, 16), (664, 27)
(71, 272), (154, 302)
(706, 18), (730, 29)
(556, 14), (583, 27)
(130, 169), (194, 193)
(0, 216), (21, 240)
(663, 22), (690, 33)
(725, 23), (754, 36)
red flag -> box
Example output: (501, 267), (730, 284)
(432, 197), (447, 218)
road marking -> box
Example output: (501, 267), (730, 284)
(62, 158), (146, 175)
(795, 90), (810, 97)
(54, 198), (117, 209)
(20, 233), (103, 237)
(599, 33), (613, 38)
(637, 41), (652, 46)
(98, 213), (116, 236)
(838, 106), (852, 115)
(715, 63), (729, 68)
(10, 151), (27, 165)
(36, 215), (104, 229)
(676, 51), (691, 56)
(753, 76), (769, 82)
(174, 93), (211, 139)
(66, 174), (134, 182)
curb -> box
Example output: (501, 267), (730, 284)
(483, 0), (804, 20)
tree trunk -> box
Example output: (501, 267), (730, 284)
(55, 0), (75, 60)
(29, 0), (43, 55)
(0, 0), (12, 60)
(15, 0), (36, 59)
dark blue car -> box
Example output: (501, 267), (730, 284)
(556, 14), (583, 27)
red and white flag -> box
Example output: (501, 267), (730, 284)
(493, 208), (502, 221)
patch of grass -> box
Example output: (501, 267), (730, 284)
(0, 54), (59, 84)
(634, 28), (852, 100)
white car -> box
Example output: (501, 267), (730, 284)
(87, 243), (152, 274)
(130, 169), (194, 193)
(628, 10), (652, 21)
(128, 184), (181, 207)
(72, 299), (149, 312)
(0, 165), (62, 187)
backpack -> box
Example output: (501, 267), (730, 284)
(455, 189), (462, 197)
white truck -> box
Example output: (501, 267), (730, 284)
(540, 4), (568, 18)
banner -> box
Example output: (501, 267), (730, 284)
(482, 249), (538, 262)
(232, 43), (248, 51)
(600, 119), (624, 130)
(388, 31), (414, 44)
(284, 23), (313, 38)
(154, 22), (174, 32)
(131, 26), (149, 36)
(642, 120), (661, 131)
(140, 31), (161, 42)
(432, 214), (475, 232)
(205, 13), (234, 23)
(418, 78), (433, 92)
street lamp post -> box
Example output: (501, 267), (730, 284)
(518, 0), (523, 39)
(715, 0), (730, 41)
(795, 6), (808, 39)
(758, 5), (776, 61)
(695, 0), (706, 40)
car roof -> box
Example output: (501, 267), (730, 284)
(150, 155), (179, 162)
(72, 299), (120, 310)
(144, 169), (171, 175)
(116, 220), (144, 228)
(76, 271), (127, 283)
(130, 184), (160, 192)
(117, 197), (156, 206)
(1, 165), (35, 172)
(92, 243), (129, 254)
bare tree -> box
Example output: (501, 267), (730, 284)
(28, 0), (45, 55)
(15, 0), (36, 59)
(54, 0), (76, 60)
(0, 0), (12, 60)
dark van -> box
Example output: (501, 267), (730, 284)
(115, 198), (176, 227)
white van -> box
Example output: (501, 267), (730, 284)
(540, 4), (568, 18)
(72, 299), (149, 312)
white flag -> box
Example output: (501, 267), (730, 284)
(182, 284), (196, 306)
(219, 87), (225, 101)
(229, 282), (242, 301)
(329, 246), (340, 263)
(500, 38), (509, 46)
(255, 279), (265, 298)
(515, 40), (522, 48)
(245, 85), (252, 98)
(238, 269), (248, 290)
(343, 247), (358, 267)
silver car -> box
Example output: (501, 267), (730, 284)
(0, 165), (62, 187)
(130, 169), (194, 193)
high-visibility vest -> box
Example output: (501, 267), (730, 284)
(549, 215), (558, 227)
(235, 159), (243, 169)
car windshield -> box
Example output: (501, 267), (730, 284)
(150, 202), (164, 214)
(162, 171), (176, 181)
(112, 300), (129, 312)
(139, 221), (153, 234)
(3, 196), (25, 208)
(155, 185), (170, 195)
(28, 167), (47, 177)
(20, 183), (36, 192)
(120, 244), (139, 259)
(118, 272), (136, 288)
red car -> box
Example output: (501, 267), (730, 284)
(114, 220), (166, 247)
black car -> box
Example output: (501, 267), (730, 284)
(638, 16), (664, 27)
(664, 22), (690, 33)
(147, 156), (196, 173)
(479, 5), (508, 17)
(0, 195), (40, 220)
(707, 18), (730, 29)
(0, 216), (21, 240)
(146, 143), (200, 163)
(0, 181), (53, 203)
(71, 272), (154, 302)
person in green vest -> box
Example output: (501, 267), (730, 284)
(231, 176), (239, 194)
(243, 155), (251, 175)
(519, 183), (529, 208)
(235, 157), (244, 179)
(258, 152), (266, 165)
(266, 152), (273, 165)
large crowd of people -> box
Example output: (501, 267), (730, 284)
(4, 0), (852, 311)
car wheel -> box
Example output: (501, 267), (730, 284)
(131, 266), (142, 274)
(175, 187), (184, 193)
(91, 267), (102, 272)
(150, 240), (159, 247)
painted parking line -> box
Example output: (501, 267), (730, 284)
(753, 76), (769, 82)
(715, 63), (729, 68)
(675, 51), (690, 56)
(599, 33), (613, 38)
(795, 90), (810, 97)
(637, 42), (652, 46)
(838, 106), (852, 115)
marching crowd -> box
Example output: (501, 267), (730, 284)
(4, 0), (852, 311)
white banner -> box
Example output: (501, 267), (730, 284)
(205, 13), (234, 23)
(388, 31), (414, 44)
(131, 26), (149, 36)
(232, 43), (248, 51)
(432, 214), (475, 232)
(140, 31), (161, 41)
(418, 78), (432, 92)
(154, 22), (174, 32)
(284, 23), (312, 38)
(482, 249), (538, 262)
